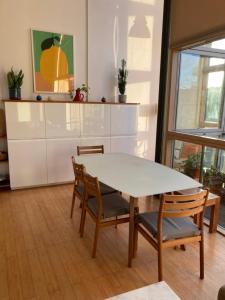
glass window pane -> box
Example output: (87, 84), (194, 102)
(176, 53), (201, 130)
(205, 71), (224, 123)
(209, 57), (225, 66)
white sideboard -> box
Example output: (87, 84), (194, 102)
(5, 101), (139, 189)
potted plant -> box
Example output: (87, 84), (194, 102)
(203, 166), (225, 195)
(69, 84), (90, 102)
(183, 152), (201, 178)
(7, 67), (24, 100)
(118, 59), (128, 103)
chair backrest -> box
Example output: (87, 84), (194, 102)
(83, 172), (102, 218)
(160, 189), (208, 219)
(77, 145), (104, 156)
(71, 156), (85, 185)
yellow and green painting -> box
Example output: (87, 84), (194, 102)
(32, 30), (74, 93)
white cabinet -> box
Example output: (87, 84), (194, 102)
(8, 140), (47, 188)
(5, 102), (139, 188)
(80, 137), (111, 153)
(45, 103), (80, 138)
(110, 136), (138, 156)
(111, 105), (138, 136)
(46, 138), (80, 184)
(80, 104), (110, 137)
(5, 102), (45, 139)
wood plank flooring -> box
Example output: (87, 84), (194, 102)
(0, 184), (224, 300)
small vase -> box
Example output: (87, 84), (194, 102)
(118, 94), (127, 103)
(9, 88), (21, 100)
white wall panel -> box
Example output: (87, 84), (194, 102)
(5, 102), (45, 139)
(45, 103), (80, 138)
(80, 104), (110, 137)
(46, 138), (80, 183)
(8, 139), (47, 188)
(111, 105), (138, 136)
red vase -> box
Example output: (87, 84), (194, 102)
(73, 89), (84, 102)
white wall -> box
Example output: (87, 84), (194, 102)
(0, 0), (164, 160)
(0, 0), (87, 100)
(88, 0), (164, 159)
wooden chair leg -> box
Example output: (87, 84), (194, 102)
(180, 244), (186, 251)
(92, 223), (100, 258)
(115, 216), (118, 228)
(158, 247), (163, 282)
(70, 186), (76, 218)
(80, 208), (86, 237)
(133, 224), (138, 258)
(200, 240), (204, 279)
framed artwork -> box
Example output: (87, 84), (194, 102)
(31, 29), (74, 93)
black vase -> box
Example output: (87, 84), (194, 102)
(9, 88), (21, 100)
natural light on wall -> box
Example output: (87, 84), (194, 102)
(127, 16), (153, 71)
(130, 0), (156, 5)
(18, 104), (31, 122)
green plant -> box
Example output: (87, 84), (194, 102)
(7, 67), (24, 89)
(183, 152), (201, 170)
(69, 84), (90, 99)
(118, 59), (128, 95)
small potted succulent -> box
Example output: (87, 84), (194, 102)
(183, 152), (201, 179)
(7, 67), (24, 100)
(118, 59), (128, 103)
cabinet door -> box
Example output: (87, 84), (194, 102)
(5, 102), (45, 139)
(110, 105), (138, 136)
(45, 103), (80, 138)
(8, 140), (47, 188)
(46, 138), (80, 184)
(80, 104), (110, 137)
(110, 136), (139, 156)
(80, 137), (111, 153)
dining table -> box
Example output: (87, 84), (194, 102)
(75, 152), (202, 267)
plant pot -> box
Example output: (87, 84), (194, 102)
(9, 88), (21, 100)
(118, 94), (127, 103)
(184, 167), (200, 179)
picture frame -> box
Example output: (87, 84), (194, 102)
(31, 29), (74, 93)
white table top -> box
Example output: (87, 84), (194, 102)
(75, 153), (201, 198)
(105, 281), (181, 300)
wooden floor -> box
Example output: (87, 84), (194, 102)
(0, 184), (224, 300)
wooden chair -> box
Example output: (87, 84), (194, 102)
(77, 144), (117, 195)
(77, 145), (104, 156)
(133, 189), (208, 281)
(70, 157), (86, 218)
(80, 172), (132, 258)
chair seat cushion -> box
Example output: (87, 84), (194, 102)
(88, 193), (130, 219)
(76, 182), (116, 199)
(139, 211), (200, 241)
(99, 182), (117, 195)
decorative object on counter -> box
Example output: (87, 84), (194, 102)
(101, 97), (106, 102)
(36, 95), (42, 101)
(7, 67), (24, 100)
(0, 151), (7, 161)
(32, 29), (74, 93)
(118, 59), (128, 103)
(73, 84), (90, 102)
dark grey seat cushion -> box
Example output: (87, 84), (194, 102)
(139, 211), (200, 241)
(88, 193), (130, 219)
(75, 182), (116, 198)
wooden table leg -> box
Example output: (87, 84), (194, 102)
(209, 200), (220, 233)
(128, 196), (137, 268)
